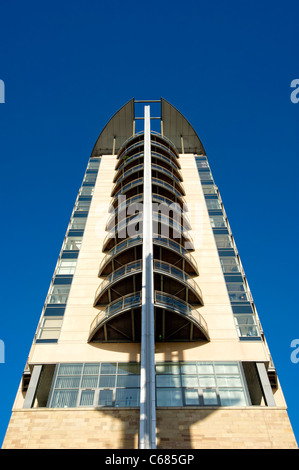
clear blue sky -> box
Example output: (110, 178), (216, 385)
(0, 0), (298, 447)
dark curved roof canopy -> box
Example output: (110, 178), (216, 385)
(91, 98), (206, 156)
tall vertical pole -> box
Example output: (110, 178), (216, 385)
(139, 106), (156, 449)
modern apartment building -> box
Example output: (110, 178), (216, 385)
(2, 98), (297, 449)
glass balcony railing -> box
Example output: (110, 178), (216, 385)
(103, 212), (192, 250)
(117, 134), (179, 165)
(113, 177), (143, 199)
(115, 151), (144, 175)
(89, 290), (209, 343)
(115, 150), (181, 176)
(95, 260), (142, 302)
(107, 193), (188, 231)
(98, 235), (198, 277)
(153, 236), (198, 272)
(152, 163), (181, 184)
(228, 291), (250, 302)
(154, 291), (208, 338)
(112, 164), (144, 194)
(112, 163), (183, 198)
(89, 292), (142, 340)
(152, 177), (185, 199)
(95, 259), (202, 305)
(98, 236), (142, 274)
(151, 131), (179, 154)
(111, 176), (186, 202)
(153, 261), (202, 301)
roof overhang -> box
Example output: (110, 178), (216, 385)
(90, 97), (206, 157)
(161, 98), (206, 155)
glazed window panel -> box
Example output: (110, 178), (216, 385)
(64, 236), (82, 251)
(210, 215), (226, 228)
(220, 257), (240, 273)
(214, 235), (233, 249)
(56, 260), (77, 275)
(48, 361), (249, 409)
(36, 317), (63, 341)
(70, 217), (87, 230)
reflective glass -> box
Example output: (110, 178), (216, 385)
(115, 389), (139, 407)
(184, 389), (200, 405)
(157, 388), (183, 406)
(98, 389), (113, 406)
(80, 390), (95, 406)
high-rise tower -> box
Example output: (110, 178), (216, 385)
(2, 99), (297, 449)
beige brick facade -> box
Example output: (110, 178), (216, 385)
(2, 407), (297, 449)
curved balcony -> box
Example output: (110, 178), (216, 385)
(112, 163), (184, 199)
(152, 177), (185, 200)
(98, 235), (198, 277)
(111, 164), (143, 196)
(153, 260), (203, 305)
(102, 211), (193, 252)
(94, 259), (203, 306)
(88, 292), (142, 342)
(117, 131), (179, 163)
(151, 131), (180, 155)
(154, 291), (209, 341)
(88, 291), (209, 343)
(152, 164), (183, 189)
(106, 192), (190, 231)
(111, 177), (186, 208)
(117, 133), (180, 168)
(112, 177), (143, 199)
(95, 260), (143, 304)
(114, 151), (182, 182)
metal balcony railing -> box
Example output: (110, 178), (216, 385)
(154, 291), (208, 338)
(98, 235), (198, 276)
(89, 290), (209, 342)
(89, 292), (142, 340)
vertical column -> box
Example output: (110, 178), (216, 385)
(256, 362), (276, 407)
(23, 365), (43, 409)
(139, 106), (156, 449)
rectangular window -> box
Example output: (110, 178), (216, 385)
(80, 390), (95, 407)
(196, 160), (209, 169)
(51, 390), (78, 408)
(115, 389), (140, 407)
(234, 315), (259, 337)
(206, 199), (221, 210)
(56, 259), (77, 275)
(49, 362), (141, 409)
(214, 234), (233, 249)
(220, 257), (240, 273)
(79, 186), (94, 196)
(64, 236), (82, 251)
(218, 389), (246, 406)
(202, 186), (218, 195)
(156, 361), (248, 407)
(36, 316), (63, 340)
(47, 285), (70, 304)
(87, 160), (101, 170)
(226, 282), (249, 302)
(98, 389), (113, 406)
(83, 173), (97, 184)
(156, 388), (183, 406)
(199, 172), (213, 182)
(69, 217), (87, 230)
(75, 200), (91, 212)
(48, 361), (249, 409)
(210, 215), (226, 228)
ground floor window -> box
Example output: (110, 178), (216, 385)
(47, 361), (249, 409)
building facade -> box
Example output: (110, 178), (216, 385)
(2, 98), (297, 449)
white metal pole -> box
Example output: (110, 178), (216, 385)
(139, 105), (156, 449)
